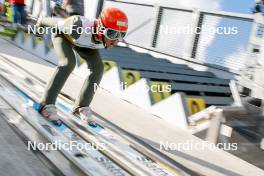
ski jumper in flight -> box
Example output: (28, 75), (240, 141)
(37, 7), (128, 125)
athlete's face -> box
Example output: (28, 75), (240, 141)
(104, 38), (119, 48)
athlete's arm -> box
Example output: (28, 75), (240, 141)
(62, 0), (70, 10)
(57, 15), (82, 39)
(39, 16), (82, 39)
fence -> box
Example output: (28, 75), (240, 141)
(103, 0), (254, 72)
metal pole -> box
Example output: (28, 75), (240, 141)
(96, 0), (105, 18)
(205, 109), (224, 144)
(229, 80), (243, 107)
(191, 10), (204, 59)
(28, 0), (35, 15)
(42, 0), (51, 17)
(41, 0), (51, 54)
(151, 5), (162, 48)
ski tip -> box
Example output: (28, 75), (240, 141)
(50, 119), (63, 126)
(32, 103), (41, 111)
(89, 121), (104, 129)
(88, 122), (98, 128)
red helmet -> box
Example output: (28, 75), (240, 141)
(99, 7), (128, 40)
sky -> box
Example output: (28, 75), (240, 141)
(220, 0), (255, 14)
(201, 0), (255, 70)
(131, 0), (255, 13)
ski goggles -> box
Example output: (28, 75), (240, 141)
(103, 28), (127, 41)
(98, 18), (127, 41)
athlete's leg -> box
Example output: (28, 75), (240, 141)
(40, 33), (76, 106)
(17, 4), (25, 25)
(11, 4), (18, 23)
(73, 47), (104, 109)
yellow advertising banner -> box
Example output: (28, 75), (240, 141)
(186, 98), (206, 115)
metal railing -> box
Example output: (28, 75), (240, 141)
(188, 80), (264, 144)
(102, 0), (254, 73)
